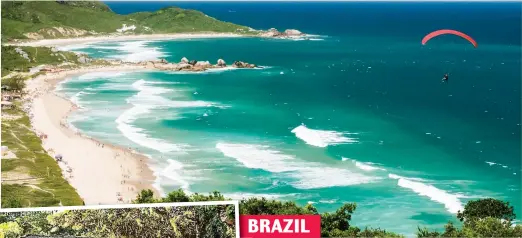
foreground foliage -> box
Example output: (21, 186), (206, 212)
(0, 205), (235, 238)
(417, 198), (522, 237)
(135, 189), (402, 237)
(2, 188), (521, 237)
(136, 189), (522, 237)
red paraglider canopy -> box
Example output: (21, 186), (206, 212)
(422, 29), (477, 48)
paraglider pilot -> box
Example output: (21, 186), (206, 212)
(442, 73), (449, 83)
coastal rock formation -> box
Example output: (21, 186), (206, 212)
(258, 28), (306, 39)
(130, 58), (259, 72)
(217, 59), (226, 67)
(78, 55), (92, 64)
(284, 29), (302, 36)
(260, 28), (281, 37)
(195, 61), (211, 68)
(176, 63), (193, 70)
(232, 61), (257, 68)
(14, 48), (29, 61)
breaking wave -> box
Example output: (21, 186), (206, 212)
(388, 173), (464, 214)
(216, 143), (379, 189)
(291, 124), (358, 147)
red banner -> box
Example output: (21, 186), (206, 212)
(239, 215), (321, 238)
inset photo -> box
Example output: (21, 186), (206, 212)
(0, 201), (239, 238)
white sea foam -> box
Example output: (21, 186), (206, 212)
(291, 124), (358, 147)
(388, 173), (464, 214)
(77, 72), (128, 81)
(388, 173), (427, 182)
(115, 79), (226, 153)
(318, 199), (338, 204)
(167, 66), (270, 75)
(56, 43), (93, 52)
(347, 158), (386, 171)
(216, 143), (379, 189)
(160, 159), (191, 190)
(290, 167), (378, 189)
(115, 79), (195, 153)
(216, 143), (296, 173)
(224, 192), (298, 200)
(69, 91), (94, 108)
(99, 41), (167, 62)
(89, 83), (134, 91)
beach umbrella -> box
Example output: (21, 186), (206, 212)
(422, 29), (477, 48)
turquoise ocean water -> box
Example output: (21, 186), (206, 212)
(56, 2), (520, 234)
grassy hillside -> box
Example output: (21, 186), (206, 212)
(128, 7), (250, 33)
(1, 46), (80, 76)
(1, 1), (251, 42)
(1, 105), (84, 208)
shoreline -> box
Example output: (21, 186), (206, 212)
(5, 32), (317, 48)
(9, 33), (249, 47)
(24, 65), (160, 205)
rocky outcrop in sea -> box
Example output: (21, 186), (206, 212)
(143, 57), (259, 72)
(258, 28), (306, 39)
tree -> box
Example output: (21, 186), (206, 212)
(1, 75), (26, 92)
(320, 203), (357, 237)
(133, 189), (157, 204)
(163, 189), (190, 203)
(457, 198), (516, 222)
(418, 199), (522, 237)
(132, 190), (403, 237)
(461, 217), (522, 237)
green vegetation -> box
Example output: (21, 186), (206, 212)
(1, 105), (83, 208)
(1, 1), (251, 42)
(133, 189), (522, 237)
(127, 7), (250, 34)
(1, 75), (26, 91)
(1, 45), (80, 76)
(457, 198), (516, 222)
(0, 205), (235, 238)
(415, 198), (521, 237)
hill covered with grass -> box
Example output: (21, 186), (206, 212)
(1, 1), (251, 42)
(1, 46), (82, 76)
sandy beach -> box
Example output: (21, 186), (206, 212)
(11, 33), (247, 47)
(25, 65), (160, 205)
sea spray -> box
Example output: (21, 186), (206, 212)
(291, 124), (358, 148)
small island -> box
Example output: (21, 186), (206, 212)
(258, 28), (307, 39)
(144, 57), (260, 72)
